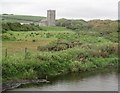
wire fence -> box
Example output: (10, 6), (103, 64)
(3, 48), (31, 59)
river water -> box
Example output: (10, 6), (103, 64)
(8, 71), (118, 91)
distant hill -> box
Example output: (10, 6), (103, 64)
(0, 14), (46, 23)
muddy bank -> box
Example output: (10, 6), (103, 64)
(2, 79), (49, 92)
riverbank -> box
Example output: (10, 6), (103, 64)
(2, 46), (118, 91)
(2, 79), (49, 91)
(3, 46), (118, 80)
(3, 66), (118, 91)
(15, 71), (118, 91)
(2, 29), (118, 91)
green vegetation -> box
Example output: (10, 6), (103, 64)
(1, 14), (45, 23)
(2, 22), (43, 33)
(2, 47), (118, 80)
(56, 19), (118, 31)
(2, 22), (71, 33)
(2, 16), (118, 82)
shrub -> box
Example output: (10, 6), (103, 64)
(2, 22), (44, 32)
(32, 39), (36, 42)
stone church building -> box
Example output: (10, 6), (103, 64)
(39, 10), (56, 26)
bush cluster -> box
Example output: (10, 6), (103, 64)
(56, 19), (118, 32)
(2, 22), (43, 33)
(2, 43), (118, 80)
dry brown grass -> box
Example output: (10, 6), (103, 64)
(2, 39), (54, 55)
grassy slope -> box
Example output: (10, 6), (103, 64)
(0, 14), (46, 23)
(2, 27), (118, 81)
(2, 27), (72, 55)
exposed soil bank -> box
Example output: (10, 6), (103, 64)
(2, 79), (49, 91)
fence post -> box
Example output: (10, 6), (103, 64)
(45, 75), (48, 80)
(5, 48), (7, 57)
(25, 48), (28, 59)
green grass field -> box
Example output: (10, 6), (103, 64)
(2, 27), (72, 55)
(2, 25), (118, 81)
(1, 14), (45, 23)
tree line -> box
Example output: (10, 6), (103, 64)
(1, 19), (118, 33)
(2, 22), (42, 33)
(56, 18), (118, 32)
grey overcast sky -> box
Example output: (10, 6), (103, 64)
(0, 0), (119, 20)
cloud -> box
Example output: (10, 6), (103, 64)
(0, 0), (118, 20)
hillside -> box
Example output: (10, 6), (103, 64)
(0, 14), (46, 23)
(1, 14), (118, 87)
(2, 29), (118, 82)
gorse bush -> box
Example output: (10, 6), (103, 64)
(37, 40), (82, 51)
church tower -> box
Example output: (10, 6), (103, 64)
(47, 10), (56, 26)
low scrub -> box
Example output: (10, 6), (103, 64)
(37, 40), (82, 51)
(2, 45), (118, 81)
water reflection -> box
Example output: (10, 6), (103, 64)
(9, 71), (118, 91)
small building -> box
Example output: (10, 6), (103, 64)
(39, 19), (47, 26)
(39, 10), (56, 26)
(20, 22), (33, 25)
(20, 10), (56, 26)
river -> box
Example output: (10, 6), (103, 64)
(6, 70), (118, 91)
